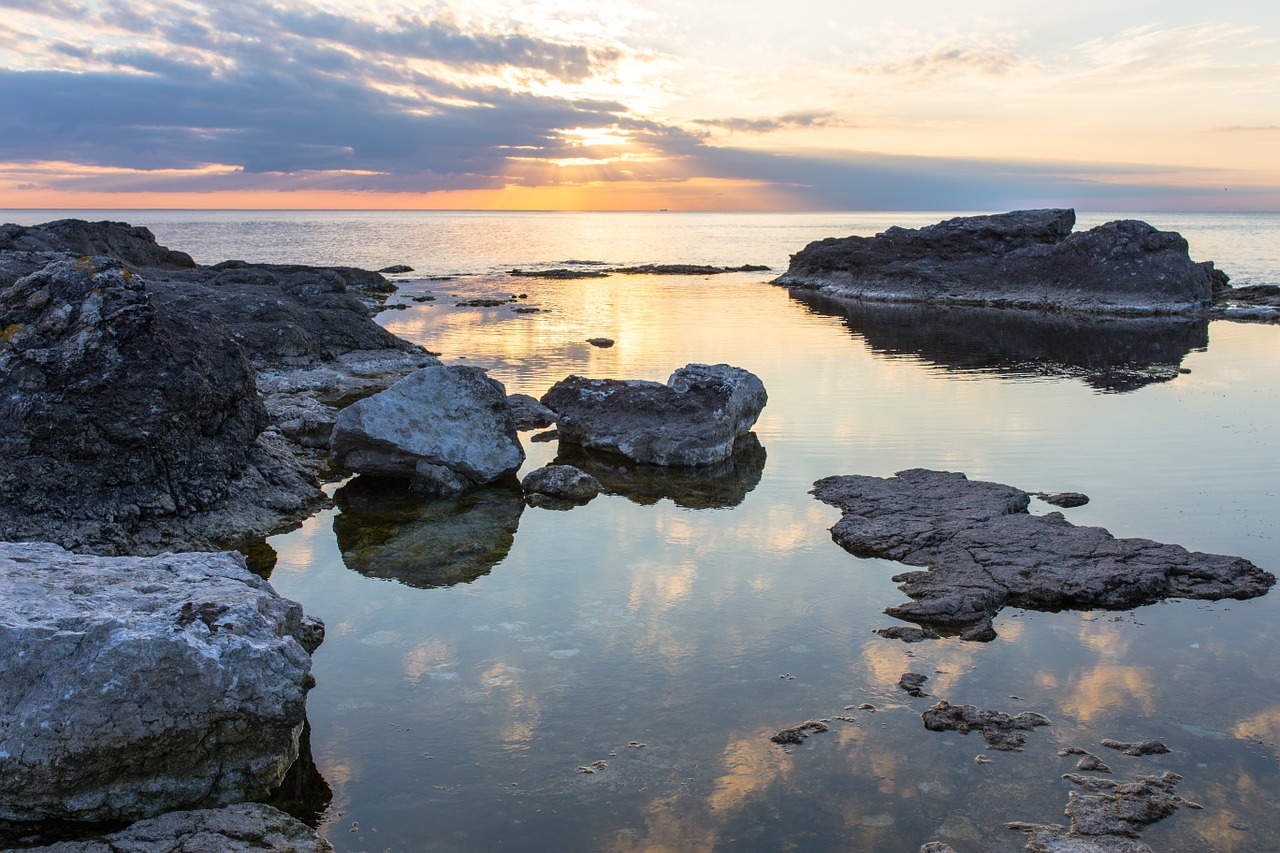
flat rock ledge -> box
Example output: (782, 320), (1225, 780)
(0, 543), (321, 823)
(4, 802), (332, 853)
(541, 363), (767, 466)
(774, 209), (1225, 315)
(812, 469), (1275, 640)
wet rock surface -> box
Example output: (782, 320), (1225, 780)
(521, 465), (602, 509)
(0, 543), (320, 822)
(898, 672), (930, 697)
(507, 393), (558, 429)
(775, 209), (1222, 314)
(921, 700), (1051, 751)
(552, 433), (766, 509)
(875, 626), (940, 643)
(542, 363), (767, 466)
(812, 468), (1275, 639)
(3, 803), (333, 853)
(1101, 739), (1171, 757)
(1037, 492), (1090, 508)
(770, 721), (830, 745)
(0, 220), (196, 270)
(332, 477), (524, 588)
(788, 291), (1210, 393)
(1060, 748), (1113, 773)
(330, 365), (525, 490)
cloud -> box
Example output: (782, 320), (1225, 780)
(694, 110), (842, 134)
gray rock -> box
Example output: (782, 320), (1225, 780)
(0, 543), (320, 822)
(875, 626), (940, 643)
(775, 209), (1222, 314)
(1060, 747), (1113, 773)
(0, 220), (196, 270)
(770, 720), (830, 745)
(330, 365), (525, 486)
(812, 469), (1275, 639)
(898, 672), (930, 697)
(1037, 492), (1090, 508)
(920, 844), (959, 853)
(586, 337), (615, 347)
(922, 700), (1051, 751)
(521, 465), (602, 506)
(1101, 739), (1171, 757)
(507, 393), (558, 430)
(541, 363), (767, 466)
(8, 802), (333, 852)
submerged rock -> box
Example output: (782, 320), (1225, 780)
(898, 672), (930, 697)
(8, 803), (333, 852)
(333, 477), (524, 588)
(770, 720), (830, 745)
(812, 469), (1275, 640)
(542, 363), (767, 466)
(775, 209), (1222, 314)
(553, 433), (766, 509)
(1060, 747), (1113, 774)
(1101, 739), (1171, 757)
(922, 700), (1051, 751)
(330, 365), (525, 490)
(0, 543), (321, 822)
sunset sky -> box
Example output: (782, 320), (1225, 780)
(1, 0), (1277, 210)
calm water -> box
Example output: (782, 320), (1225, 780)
(6, 210), (1280, 851)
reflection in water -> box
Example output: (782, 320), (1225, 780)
(332, 477), (523, 588)
(266, 720), (333, 828)
(553, 433), (766, 509)
(790, 291), (1210, 392)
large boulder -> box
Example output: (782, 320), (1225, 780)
(0, 542), (323, 823)
(775, 209), (1222, 314)
(0, 256), (321, 554)
(540, 363), (767, 466)
(329, 365), (525, 491)
(0, 220), (196, 270)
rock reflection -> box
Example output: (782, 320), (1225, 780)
(552, 433), (766, 509)
(265, 720), (332, 828)
(791, 291), (1210, 392)
(332, 477), (524, 588)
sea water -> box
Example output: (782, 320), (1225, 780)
(4, 209), (1278, 851)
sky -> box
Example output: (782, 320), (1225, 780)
(0, 0), (1277, 210)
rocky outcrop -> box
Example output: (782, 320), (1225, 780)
(521, 465), (602, 508)
(0, 220), (196, 270)
(329, 365), (525, 493)
(922, 700), (1051, 751)
(812, 468), (1274, 640)
(775, 209), (1223, 314)
(0, 257), (322, 554)
(0, 542), (321, 822)
(541, 363), (767, 466)
(333, 478), (524, 588)
(7, 803), (333, 852)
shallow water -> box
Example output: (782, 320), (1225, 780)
(5, 210), (1279, 851)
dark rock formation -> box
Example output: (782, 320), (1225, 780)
(1037, 492), (1090, 508)
(1060, 747), (1113, 773)
(510, 268), (609, 279)
(586, 337), (615, 347)
(542, 363), (767, 466)
(6, 803), (333, 852)
(922, 700), (1051, 751)
(507, 393), (557, 430)
(1101, 739), (1171, 757)
(875, 626), (940, 643)
(0, 220), (195, 270)
(0, 543), (320, 822)
(788, 291), (1209, 393)
(552, 433), (766, 509)
(898, 672), (930, 697)
(609, 264), (770, 275)
(0, 257), (321, 554)
(770, 720), (830, 745)
(329, 365), (525, 493)
(812, 469), (1275, 640)
(521, 465), (601, 509)
(775, 209), (1222, 314)
(332, 478), (524, 588)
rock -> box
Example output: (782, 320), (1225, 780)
(507, 393), (558, 430)
(920, 844), (959, 853)
(330, 365), (525, 487)
(770, 720), (830, 745)
(333, 478), (524, 588)
(0, 543), (320, 822)
(542, 363), (767, 466)
(1037, 492), (1090, 508)
(812, 469), (1275, 640)
(1060, 747), (1113, 773)
(0, 219), (196, 269)
(378, 264), (414, 274)
(898, 672), (930, 697)
(1101, 739), (1171, 757)
(1009, 771), (1200, 852)
(875, 626), (940, 643)
(553, 433), (766, 509)
(789, 292), (1210, 393)
(921, 700), (1051, 751)
(521, 465), (602, 508)
(775, 209), (1222, 314)
(586, 337), (615, 347)
(608, 263), (771, 275)
(509, 268), (609, 279)
(7, 802), (333, 852)
(0, 257), (321, 555)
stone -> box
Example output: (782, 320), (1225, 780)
(0, 542), (320, 822)
(507, 393), (558, 430)
(1060, 747), (1112, 773)
(1101, 739), (1171, 757)
(770, 721), (830, 745)
(0, 219), (196, 270)
(541, 363), (767, 466)
(608, 264), (771, 275)
(330, 365), (525, 486)
(1038, 492), (1090, 508)
(586, 337), (615, 347)
(775, 209), (1223, 314)
(378, 264), (414, 274)
(0, 257), (321, 555)
(521, 465), (602, 506)
(921, 700), (1051, 751)
(920, 844), (959, 853)
(898, 672), (930, 697)
(812, 469), (1274, 640)
(875, 626), (940, 643)
(8, 802), (333, 852)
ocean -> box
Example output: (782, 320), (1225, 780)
(4, 209), (1279, 851)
